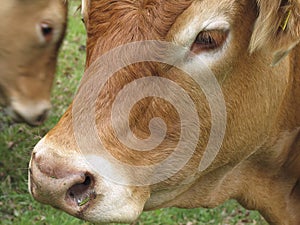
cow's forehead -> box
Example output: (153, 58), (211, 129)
(84, 0), (248, 65)
(84, 0), (243, 35)
(85, 0), (193, 59)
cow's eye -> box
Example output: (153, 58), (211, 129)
(40, 22), (53, 43)
(191, 30), (228, 54)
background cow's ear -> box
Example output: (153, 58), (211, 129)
(250, 0), (300, 65)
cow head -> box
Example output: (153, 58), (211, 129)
(29, 0), (300, 224)
(0, 0), (67, 126)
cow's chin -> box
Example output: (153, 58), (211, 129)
(82, 181), (148, 224)
(28, 138), (150, 224)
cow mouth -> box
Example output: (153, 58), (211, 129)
(5, 107), (42, 126)
(65, 173), (98, 213)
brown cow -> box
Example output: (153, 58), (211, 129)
(0, 0), (67, 126)
(29, 0), (300, 224)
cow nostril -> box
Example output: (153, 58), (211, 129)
(35, 109), (49, 124)
(82, 175), (91, 186)
(66, 174), (96, 207)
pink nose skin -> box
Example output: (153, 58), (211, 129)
(29, 151), (98, 218)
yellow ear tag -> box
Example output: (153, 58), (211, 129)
(280, 10), (292, 31)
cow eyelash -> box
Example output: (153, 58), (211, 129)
(191, 30), (228, 54)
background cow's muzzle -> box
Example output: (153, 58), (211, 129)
(6, 100), (51, 126)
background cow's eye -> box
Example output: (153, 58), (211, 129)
(81, 17), (87, 29)
(191, 30), (228, 54)
(40, 22), (53, 43)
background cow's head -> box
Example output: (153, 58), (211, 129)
(29, 0), (300, 224)
(0, 0), (67, 126)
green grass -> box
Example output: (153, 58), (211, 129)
(0, 1), (267, 224)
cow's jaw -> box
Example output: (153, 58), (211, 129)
(29, 138), (150, 224)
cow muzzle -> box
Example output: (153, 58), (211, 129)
(29, 138), (151, 223)
(28, 141), (98, 218)
(7, 100), (51, 126)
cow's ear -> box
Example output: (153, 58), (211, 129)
(250, 0), (300, 65)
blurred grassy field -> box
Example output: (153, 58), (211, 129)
(0, 1), (267, 225)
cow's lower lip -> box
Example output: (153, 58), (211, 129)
(66, 189), (97, 208)
(67, 191), (99, 219)
(7, 109), (41, 126)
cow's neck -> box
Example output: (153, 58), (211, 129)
(277, 44), (300, 178)
(278, 44), (300, 129)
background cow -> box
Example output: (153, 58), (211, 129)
(0, 0), (67, 126)
(29, 0), (300, 224)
